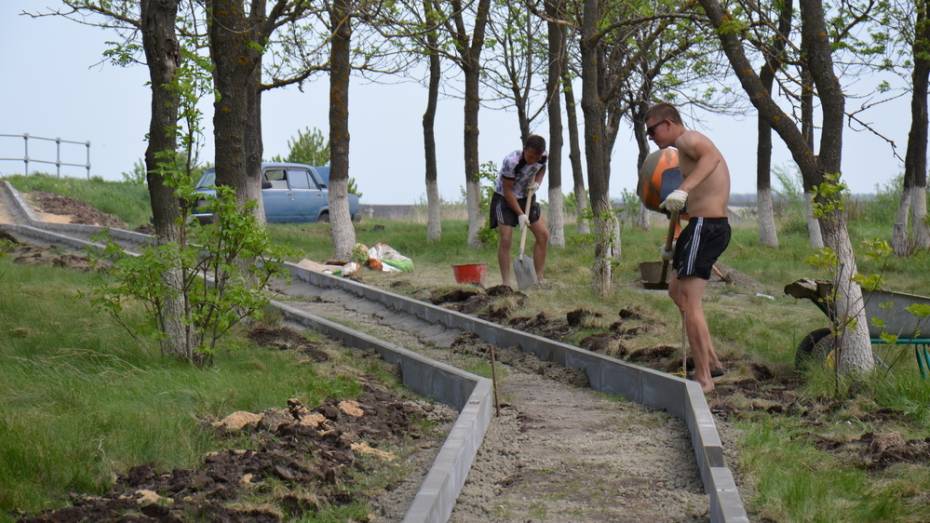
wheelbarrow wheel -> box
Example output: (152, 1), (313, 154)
(795, 328), (834, 369)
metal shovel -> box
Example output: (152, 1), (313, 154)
(513, 187), (538, 290)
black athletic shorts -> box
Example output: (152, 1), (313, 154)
(673, 217), (731, 279)
(489, 192), (541, 229)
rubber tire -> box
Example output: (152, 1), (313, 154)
(319, 212), (330, 223)
(795, 328), (834, 369)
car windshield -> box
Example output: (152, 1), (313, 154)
(196, 169), (216, 188)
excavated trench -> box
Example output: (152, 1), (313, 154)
(274, 280), (709, 521)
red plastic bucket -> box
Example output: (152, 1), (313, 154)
(452, 263), (487, 285)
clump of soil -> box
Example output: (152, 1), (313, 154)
(20, 384), (441, 522)
(248, 325), (329, 362)
(28, 191), (126, 228)
(450, 333), (589, 387)
(579, 333), (628, 358)
(4, 241), (96, 271)
(507, 312), (572, 340)
(566, 308), (602, 327)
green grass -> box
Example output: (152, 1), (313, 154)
(739, 416), (930, 522)
(0, 256), (369, 515)
(4, 174), (152, 228)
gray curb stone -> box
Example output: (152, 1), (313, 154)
(286, 262), (749, 523)
(272, 300), (494, 523)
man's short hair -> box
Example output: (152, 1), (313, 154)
(524, 134), (546, 153)
(644, 103), (683, 125)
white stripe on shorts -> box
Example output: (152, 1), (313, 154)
(686, 217), (704, 275)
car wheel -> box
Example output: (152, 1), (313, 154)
(319, 212), (330, 223)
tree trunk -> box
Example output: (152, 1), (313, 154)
(805, 190), (825, 248)
(463, 63), (483, 247)
(207, 0), (254, 207)
(423, 0), (442, 242)
(245, 64), (266, 224)
(141, 0), (190, 361)
(581, 0), (612, 296)
(545, 0), (565, 247)
(632, 105), (650, 230)
(757, 188), (778, 247)
(800, 0), (873, 373)
(700, 0), (872, 373)
(329, 0), (356, 260)
(562, 71), (589, 234)
(756, 0), (791, 249)
(905, 0), (930, 250)
(892, 186), (914, 256)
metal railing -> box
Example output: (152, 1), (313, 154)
(0, 133), (91, 178)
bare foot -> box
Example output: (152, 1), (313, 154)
(700, 380), (715, 394)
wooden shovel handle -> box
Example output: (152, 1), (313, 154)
(518, 187), (536, 257)
(659, 211), (679, 284)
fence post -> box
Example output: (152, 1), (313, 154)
(85, 141), (91, 179)
(56, 137), (61, 177)
(23, 133), (29, 175)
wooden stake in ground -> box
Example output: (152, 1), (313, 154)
(489, 345), (500, 417)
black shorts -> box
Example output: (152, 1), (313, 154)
(673, 217), (730, 279)
(489, 192), (541, 229)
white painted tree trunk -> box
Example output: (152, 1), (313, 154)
(823, 214), (875, 373)
(548, 187), (565, 247)
(592, 213), (614, 297)
(757, 187), (779, 248)
(635, 202), (649, 230)
(575, 188), (590, 234)
(328, 178), (356, 261)
(426, 179), (442, 242)
(912, 185), (930, 250)
(466, 181), (482, 247)
(244, 177), (266, 225)
(805, 191), (824, 249)
(892, 186), (914, 256)
(611, 214), (622, 259)
(160, 248), (193, 361)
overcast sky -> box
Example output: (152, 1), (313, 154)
(0, 1), (914, 204)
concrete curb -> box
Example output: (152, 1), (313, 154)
(286, 262), (749, 523)
(0, 205), (495, 523)
(272, 300), (493, 523)
(0, 180), (154, 246)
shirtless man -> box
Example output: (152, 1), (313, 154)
(645, 102), (731, 393)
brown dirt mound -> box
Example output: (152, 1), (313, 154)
(20, 385), (433, 522)
(6, 243), (96, 271)
(248, 325), (329, 362)
(451, 333), (589, 388)
(29, 191), (126, 228)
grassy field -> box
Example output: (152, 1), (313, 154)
(0, 252), (422, 520)
(4, 175), (930, 520)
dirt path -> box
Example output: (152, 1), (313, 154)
(274, 282), (709, 522)
(0, 191), (13, 224)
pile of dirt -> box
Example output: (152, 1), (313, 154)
(2, 238), (96, 271)
(28, 191), (126, 228)
(20, 385), (441, 522)
(248, 325), (329, 362)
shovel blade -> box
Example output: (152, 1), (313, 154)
(513, 255), (538, 290)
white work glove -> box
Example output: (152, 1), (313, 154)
(659, 189), (688, 213)
(518, 214), (530, 228)
(660, 246), (674, 261)
(527, 181), (540, 193)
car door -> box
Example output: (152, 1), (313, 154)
(306, 167), (328, 220)
(262, 168), (290, 222)
(285, 167), (316, 222)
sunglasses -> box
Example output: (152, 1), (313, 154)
(646, 120), (668, 137)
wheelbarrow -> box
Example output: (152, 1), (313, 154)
(785, 279), (930, 377)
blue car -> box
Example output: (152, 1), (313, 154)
(194, 162), (359, 223)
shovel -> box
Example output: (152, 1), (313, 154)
(513, 187), (538, 290)
(641, 211), (679, 290)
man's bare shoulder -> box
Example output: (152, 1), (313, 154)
(675, 129), (718, 157)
